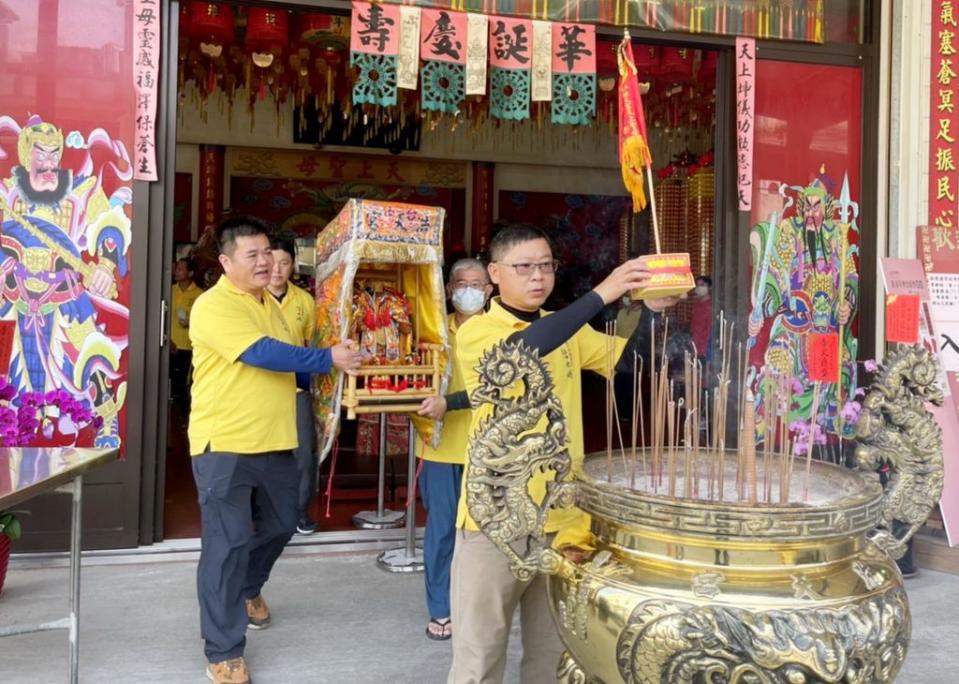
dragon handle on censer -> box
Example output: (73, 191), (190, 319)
(467, 341), (945, 683)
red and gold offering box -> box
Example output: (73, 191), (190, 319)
(631, 252), (696, 300)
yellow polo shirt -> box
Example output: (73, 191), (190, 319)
(418, 314), (468, 465)
(170, 281), (203, 350)
(455, 298), (626, 549)
(272, 282), (316, 347)
(188, 276), (298, 455)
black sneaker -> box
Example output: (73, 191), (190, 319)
(899, 566), (919, 579)
(296, 517), (318, 535)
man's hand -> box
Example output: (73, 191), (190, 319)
(88, 264), (115, 298)
(417, 395), (448, 420)
(643, 295), (682, 312)
(838, 301), (852, 325)
(331, 340), (364, 375)
(592, 256), (655, 305)
(560, 546), (591, 564)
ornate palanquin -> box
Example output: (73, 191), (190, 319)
(312, 199), (450, 460)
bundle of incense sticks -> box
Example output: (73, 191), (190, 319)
(610, 308), (832, 507)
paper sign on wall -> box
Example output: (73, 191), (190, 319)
(886, 294), (921, 344)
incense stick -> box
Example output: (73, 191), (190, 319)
(743, 393), (757, 504)
(802, 382), (823, 502)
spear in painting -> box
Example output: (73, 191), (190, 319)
(834, 173), (857, 457)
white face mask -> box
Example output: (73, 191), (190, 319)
(695, 285), (708, 297)
(452, 286), (486, 315)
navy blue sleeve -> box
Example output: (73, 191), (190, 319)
(239, 337), (333, 374)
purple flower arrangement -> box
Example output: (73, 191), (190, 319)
(0, 377), (103, 447)
(784, 360), (874, 456)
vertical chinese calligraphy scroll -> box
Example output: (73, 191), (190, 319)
(531, 21), (552, 102)
(550, 22), (596, 126)
(397, 7), (422, 90)
(133, 0), (160, 181)
(931, 0), (959, 232)
(465, 14), (489, 96)
(735, 37), (756, 211)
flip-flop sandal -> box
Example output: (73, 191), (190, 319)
(426, 618), (452, 641)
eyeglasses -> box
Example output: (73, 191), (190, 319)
(497, 260), (559, 276)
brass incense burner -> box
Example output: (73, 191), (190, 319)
(467, 343), (944, 683)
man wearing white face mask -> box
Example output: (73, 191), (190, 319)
(416, 258), (493, 641)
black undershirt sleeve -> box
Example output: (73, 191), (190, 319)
(505, 291), (606, 356)
(444, 390), (470, 411)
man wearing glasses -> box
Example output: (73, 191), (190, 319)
(448, 224), (678, 683)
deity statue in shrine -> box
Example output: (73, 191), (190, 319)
(351, 281), (413, 364)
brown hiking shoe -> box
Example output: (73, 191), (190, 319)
(206, 657), (251, 684)
(245, 595), (271, 630)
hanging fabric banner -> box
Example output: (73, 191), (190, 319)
(531, 21), (552, 102)
(489, 16), (533, 121)
(397, 7), (422, 90)
(465, 13), (489, 96)
(420, 9), (468, 113)
(735, 37), (756, 210)
(550, 22), (596, 126)
(133, 0), (160, 181)
(350, 1), (401, 106)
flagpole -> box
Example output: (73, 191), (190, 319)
(645, 163), (662, 254)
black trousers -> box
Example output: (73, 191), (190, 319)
(192, 450), (298, 663)
(294, 391), (318, 518)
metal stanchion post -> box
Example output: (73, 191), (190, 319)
(68, 474), (82, 684)
(353, 413), (405, 529)
(377, 420), (424, 572)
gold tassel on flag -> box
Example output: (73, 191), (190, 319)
(617, 31), (652, 213)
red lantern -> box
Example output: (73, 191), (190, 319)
(190, 1), (235, 50)
(595, 39), (618, 76)
(188, 2), (235, 95)
(698, 50), (718, 84)
(178, 3), (192, 41)
(297, 12), (350, 50)
(293, 13), (349, 108)
(632, 45), (661, 78)
(658, 47), (693, 82)
(246, 8), (290, 56)
(244, 8), (290, 102)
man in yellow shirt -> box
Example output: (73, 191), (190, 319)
(416, 258), (493, 641)
(449, 225), (676, 683)
(170, 256), (202, 417)
(267, 237), (320, 535)
(189, 217), (362, 684)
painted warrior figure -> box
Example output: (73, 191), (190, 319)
(748, 168), (859, 436)
(351, 282), (412, 364)
(0, 115), (132, 447)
